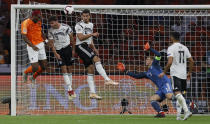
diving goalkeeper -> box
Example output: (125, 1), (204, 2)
(117, 42), (173, 118)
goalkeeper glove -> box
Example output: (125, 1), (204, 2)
(144, 42), (150, 51)
(117, 62), (127, 73)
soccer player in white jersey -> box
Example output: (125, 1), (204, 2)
(159, 31), (194, 120)
(48, 16), (76, 100)
(75, 9), (118, 100)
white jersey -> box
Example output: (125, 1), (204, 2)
(75, 20), (93, 45)
(48, 23), (73, 50)
(167, 42), (192, 79)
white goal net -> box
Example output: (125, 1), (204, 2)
(11, 5), (210, 116)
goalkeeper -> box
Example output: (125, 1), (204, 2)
(117, 42), (173, 118)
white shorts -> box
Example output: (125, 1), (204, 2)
(27, 42), (47, 63)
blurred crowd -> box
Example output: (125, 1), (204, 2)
(0, 0), (10, 64)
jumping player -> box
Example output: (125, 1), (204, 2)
(75, 9), (118, 100)
(48, 16), (76, 100)
(21, 10), (48, 84)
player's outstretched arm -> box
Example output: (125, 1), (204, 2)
(127, 71), (147, 79)
(150, 48), (161, 57)
(144, 42), (161, 57)
(117, 62), (147, 79)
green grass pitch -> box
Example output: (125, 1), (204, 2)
(0, 115), (210, 124)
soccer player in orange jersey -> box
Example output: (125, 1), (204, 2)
(21, 10), (48, 83)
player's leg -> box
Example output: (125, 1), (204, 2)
(66, 65), (76, 100)
(86, 64), (102, 100)
(31, 65), (43, 79)
(28, 62), (40, 83)
(66, 66), (72, 91)
(163, 81), (174, 100)
(150, 93), (165, 118)
(180, 79), (193, 120)
(176, 100), (182, 120)
(62, 45), (76, 100)
(30, 42), (47, 82)
(76, 44), (101, 100)
(121, 106), (127, 114)
(172, 76), (192, 120)
(92, 56), (118, 85)
(23, 65), (34, 82)
(31, 59), (47, 83)
(23, 45), (39, 83)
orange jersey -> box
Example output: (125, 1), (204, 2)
(21, 18), (44, 45)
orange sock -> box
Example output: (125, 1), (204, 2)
(24, 66), (33, 74)
(33, 66), (43, 79)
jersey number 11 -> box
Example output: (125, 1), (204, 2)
(178, 51), (185, 63)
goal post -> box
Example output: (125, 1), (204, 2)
(11, 5), (17, 116)
(11, 4), (210, 116)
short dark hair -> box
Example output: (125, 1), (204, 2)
(48, 16), (58, 22)
(82, 9), (90, 14)
(170, 31), (180, 41)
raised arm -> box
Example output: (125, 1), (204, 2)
(150, 48), (162, 64)
(144, 42), (161, 63)
(150, 48), (161, 57)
